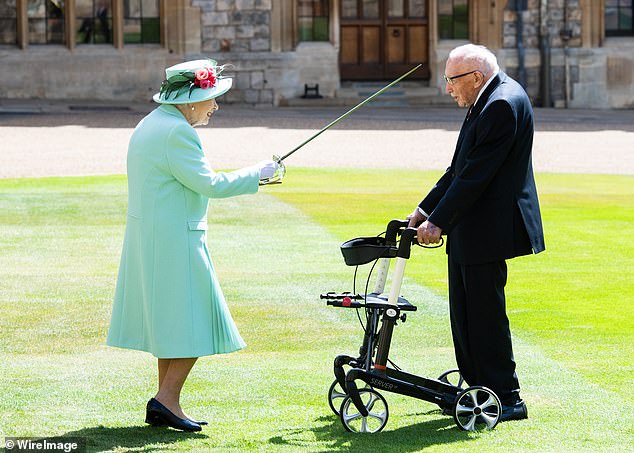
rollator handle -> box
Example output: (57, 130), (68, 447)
(397, 227), (419, 259)
(385, 219), (410, 244)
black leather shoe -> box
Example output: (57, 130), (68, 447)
(145, 398), (202, 432)
(145, 399), (166, 426)
(145, 412), (166, 426)
(500, 400), (528, 422)
(189, 419), (208, 426)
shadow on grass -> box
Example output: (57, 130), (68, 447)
(269, 412), (472, 452)
(62, 425), (205, 452)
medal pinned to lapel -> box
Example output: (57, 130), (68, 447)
(258, 64), (423, 186)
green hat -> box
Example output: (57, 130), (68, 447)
(153, 59), (233, 104)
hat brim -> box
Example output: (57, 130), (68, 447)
(153, 78), (233, 104)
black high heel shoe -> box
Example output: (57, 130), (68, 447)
(145, 401), (208, 427)
(190, 419), (209, 426)
(145, 398), (202, 432)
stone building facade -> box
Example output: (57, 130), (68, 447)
(496, 0), (633, 108)
(0, 0), (632, 108)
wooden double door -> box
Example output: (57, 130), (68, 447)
(340, 0), (429, 80)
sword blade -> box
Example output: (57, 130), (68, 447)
(277, 63), (422, 162)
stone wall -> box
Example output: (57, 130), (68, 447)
(194, 0), (272, 53)
(1, 0), (631, 108)
(190, 0), (339, 105)
(0, 46), (176, 103)
(496, 0), (634, 108)
(191, 0), (275, 104)
(502, 0), (583, 49)
(185, 43), (339, 106)
(501, 0), (584, 106)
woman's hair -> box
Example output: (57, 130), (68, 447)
(449, 44), (500, 76)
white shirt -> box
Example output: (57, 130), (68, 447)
(417, 69), (500, 219)
(473, 69), (500, 108)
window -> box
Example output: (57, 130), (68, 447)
(298, 0), (329, 41)
(1, 0), (162, 48)
(408, 0), (426, 18)
(606, 0), (633, 36)
(76, 0), (112, 44)
(28, 0), (65, 44)
(0, 0), (17, 44)
(124, 0), (160, 44)
(438, 0), (468, 39)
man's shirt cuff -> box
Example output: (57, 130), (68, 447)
(418, 207), (429, 218)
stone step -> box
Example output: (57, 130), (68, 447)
(280, 80), (454, 107)
(335, 88), (441, 99)
(283, 91), (453, 107)
(336, 81), (439, 98)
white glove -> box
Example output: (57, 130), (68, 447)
(258, 160), (279, 180)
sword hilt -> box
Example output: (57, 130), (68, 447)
(259, 154), (286, 186)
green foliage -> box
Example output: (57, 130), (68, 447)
(159, 71), (197, 101)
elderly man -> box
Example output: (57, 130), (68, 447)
(408, 44), (545, 422)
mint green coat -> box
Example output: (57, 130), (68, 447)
(106, 104), (260, 358)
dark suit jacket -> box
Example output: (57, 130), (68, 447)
(419, 71), (545, 265)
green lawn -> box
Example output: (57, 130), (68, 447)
(0, 171), (632, 452)
(272, 169), (634, 400)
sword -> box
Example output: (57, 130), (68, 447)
(279, 63), (422, 162)
(259, 64), (422, 185)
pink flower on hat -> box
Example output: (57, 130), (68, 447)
(194, 67), (217, 89)
(159, 60), (223, 100)
(195, 68), (209, 81)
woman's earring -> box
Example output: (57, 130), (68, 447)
(191, 106), (195, 111)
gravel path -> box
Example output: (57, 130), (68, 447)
(1, 105), (633, 178)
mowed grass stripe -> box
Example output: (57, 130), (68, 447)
(0, 174), (632, 452)
(271, 168), (634, 400)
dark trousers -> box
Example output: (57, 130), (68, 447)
(448, 255), (520, 404)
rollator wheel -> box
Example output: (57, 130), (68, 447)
(328, 379), (371, 416)
(328, 380), (347, 416)
(438, 368), (466, 389)
(340, 388), (389, 433)
(453, 386), (501, 431)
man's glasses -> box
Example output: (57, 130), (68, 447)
(443, 70), (479, 85)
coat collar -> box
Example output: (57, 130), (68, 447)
(469, 71), (505, 119)
(158, 103), (187, 121)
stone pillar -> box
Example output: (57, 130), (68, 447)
(66, 0), (76, 50)
(471, 0), (504, 50)
(428, 0), (439, 88)
(16, 0), (28, 49)
(580, 0), (602, 48)
(112, 0), (123, 49)
(164, 0), (202, 55)
(271, 0), (295, 52)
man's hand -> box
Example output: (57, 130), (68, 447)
(407, 208), (427, 228)
(417, 220), (442, 245)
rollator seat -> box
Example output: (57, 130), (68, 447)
(322, 292), (417, 312)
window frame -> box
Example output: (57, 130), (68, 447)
(75, 0), (114, 45)
(438, 0), (469, 40)
(123, 0), (161, 44)
(297, 0), (330, 42)
(11, 0), (163, 49)
(0, 0), (18, 45)
(605, 1), (634, 37)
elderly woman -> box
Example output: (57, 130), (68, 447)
(106, 59), (283, 432)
